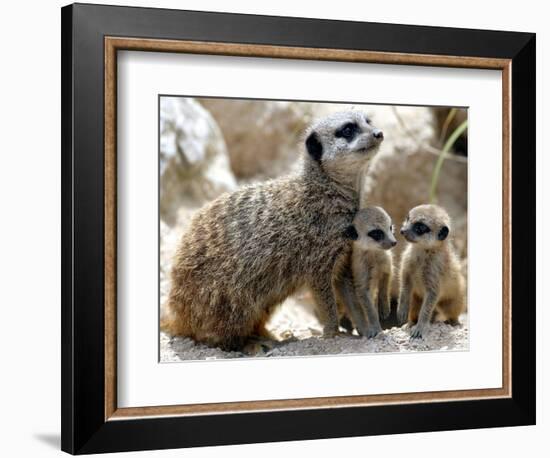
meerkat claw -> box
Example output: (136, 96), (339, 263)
(409, 325), (424, 339)
(366, 325), (382, 339)
(397, 309), (408, 326)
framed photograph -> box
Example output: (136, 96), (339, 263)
(61, 3), (536, 454)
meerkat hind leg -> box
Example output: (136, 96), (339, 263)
(408, 294), (423, 325)
(437, 298), (463, 326)
(410, 292), (438, 339)
(397, 275), (412, 325)
(377, 273), (391, 320)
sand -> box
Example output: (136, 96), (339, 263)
(160, 300), (469, 362)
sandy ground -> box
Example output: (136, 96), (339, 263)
(160, 295), (469, 362)
(160, 210), (469, 363)
(160, 320), (469, 362)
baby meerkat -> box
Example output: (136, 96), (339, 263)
(397, 204), (466, 338)
(337, 207), (396, 338)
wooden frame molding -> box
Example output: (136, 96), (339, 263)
(104, 36), (512, 421)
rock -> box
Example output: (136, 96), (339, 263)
(198, 98), (315, 179)
(160, 97), (237, 225)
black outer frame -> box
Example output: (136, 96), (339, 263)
(61, 3), (536, 454)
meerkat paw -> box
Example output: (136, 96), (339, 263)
(365, 324), (382, 339)
(379, 303), (391, 320)
(323, 324), (340, 338)
(397, 307), (409, 326)
(445, 318), (461, 326)
(242, 337), (277, 356)
(409, 324), (426, 339)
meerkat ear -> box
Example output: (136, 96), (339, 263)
(305, 131), (323, 162)
(343, 225), (359, 240)
(438, 226), (449, 241)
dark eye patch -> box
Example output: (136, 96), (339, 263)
(335, 122), (359, 142)
(412, 222), (431, 235)
(368, 229), (385, 241)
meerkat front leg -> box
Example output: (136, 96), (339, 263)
(309, 274), (341, 337)
(356, 287), (382, 338)
(377, 273), (391, 320)
(410, 291), (439, 339)
(334, 274), (369, 336)
(397, 274), (412, 325)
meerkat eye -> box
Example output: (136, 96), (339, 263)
(412, 222), (430, 235)
(368, 229), (385, 241)
(335, 122), (359, 141)
(365, 117), (372, 125)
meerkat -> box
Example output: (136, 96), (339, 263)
(162, 111), (384, 350)
(337, 207), (396, 338)
(396, 204), (466, 338)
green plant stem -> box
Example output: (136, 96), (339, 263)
(429, 119), (468, 203)
(439, 107), (457, 144)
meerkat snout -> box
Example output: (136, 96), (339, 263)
(344, 123), (384, 154)
(372, 129), (384, 140)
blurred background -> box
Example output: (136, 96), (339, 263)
(159, 96), (468, 346)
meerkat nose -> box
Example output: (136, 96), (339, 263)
(373, 129), (384, 139)
(391, 240), (397, 247)
(400, 228), (405, 235)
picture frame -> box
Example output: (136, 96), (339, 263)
(61, 3), (536, 454)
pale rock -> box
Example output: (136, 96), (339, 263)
(160, 97), (237, 225)
(198, 98), (316, 179)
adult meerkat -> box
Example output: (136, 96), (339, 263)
(337, 207), (396, 338)
(397, 204), (466, 338)
(162, 111), (384, 350)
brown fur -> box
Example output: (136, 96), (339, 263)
(397, 204), (466, 338)
(162, 111), (384, 350)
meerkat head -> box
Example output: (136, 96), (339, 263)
(344, 206), (397, 251)
(400, 204), (451, 248)
(304, 110), (384, 188)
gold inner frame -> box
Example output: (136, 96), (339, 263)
(104, 37), (512, 421)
